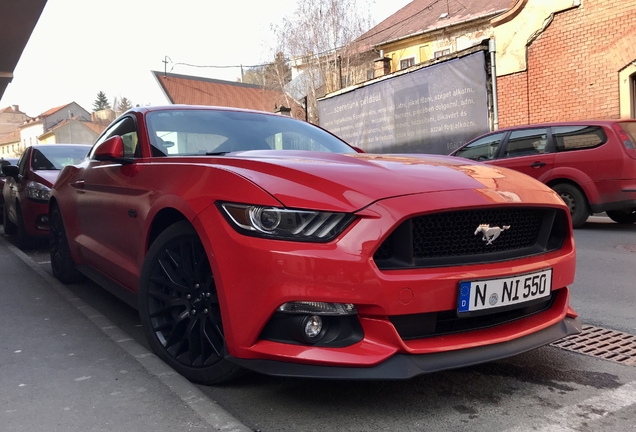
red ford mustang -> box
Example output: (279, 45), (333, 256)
(49, 106), (580, 384)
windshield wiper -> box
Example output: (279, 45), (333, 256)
(205, 151), (229, 156)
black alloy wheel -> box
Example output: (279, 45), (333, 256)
(138, 221), (244, 384)
(3, 203), (17, 234)
(552, 183), (589, 228)
(606, 208), (636, 224)
(49, 204), (85, 284)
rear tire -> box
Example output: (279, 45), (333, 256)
(138, 221), (244, 384)
(3, 203), (17, 234)
(552, 183), (589, 228)
(606, 208), (636, 224)
(50, 204), (85, 284)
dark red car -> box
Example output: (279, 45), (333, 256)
(50, 106), (580, 384)
(2, 144), (90, 247)
(450, 120), (636, 227)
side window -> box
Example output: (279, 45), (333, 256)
(503, 128), (548, 157)
(90, 117), (139, 158)
(552, 126), (606, 151)
(454, 133), (505, 161)
(17, 150), (29, 176)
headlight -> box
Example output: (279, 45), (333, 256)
(218, 202), (355, 242)
(26, 181), (51, 202)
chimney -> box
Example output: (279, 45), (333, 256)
(11, 105), (19, 112)
(374, 56), (391, 78)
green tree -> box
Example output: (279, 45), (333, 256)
(92, 91), (110, 111)
(116, 97), (133, 112)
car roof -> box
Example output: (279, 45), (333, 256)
(489, 119), (636, 131)
(30, 143), (92, 148)
(126, 104), (291, 118)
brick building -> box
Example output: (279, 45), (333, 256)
(494, 0), (636, 127)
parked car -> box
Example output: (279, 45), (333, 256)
(0, 157), (19, 224)
(2, 144), (91, 247)
(450, 120), (636, 227)
(50, 105), (580, 384)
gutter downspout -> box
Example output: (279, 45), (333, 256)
(489, 38), (499, 131)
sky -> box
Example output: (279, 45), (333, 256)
(1, 0), (412, 117)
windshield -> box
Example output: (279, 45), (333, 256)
(145, 109), (356, 156)
(30, 146), (90, 170)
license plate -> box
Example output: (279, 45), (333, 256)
(457, 268), (552, 315)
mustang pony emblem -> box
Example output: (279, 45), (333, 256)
(474, 224), (510, 245)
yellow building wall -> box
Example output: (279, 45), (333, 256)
(493, 0), (580, 75)
(381, 22), (493, 73)
(40, 135), (56, 144)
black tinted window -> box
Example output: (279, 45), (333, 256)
(553, 126), (606, 151)
(503, 128), (548, 157)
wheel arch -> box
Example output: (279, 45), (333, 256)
(146, 207), (190, 252)
(546, 178), (591, 206)
(546, 167), (599, 205)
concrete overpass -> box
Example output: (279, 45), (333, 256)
(0, 0), (48, 100)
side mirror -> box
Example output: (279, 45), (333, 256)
(1, 164), (19, 178)
(93, 136), (133, 164)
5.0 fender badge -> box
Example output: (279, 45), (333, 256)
(474, 224), (510, 245)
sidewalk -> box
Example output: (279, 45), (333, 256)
(0, 234), (251, 432)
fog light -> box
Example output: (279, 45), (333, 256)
(303, 315), (323, 340)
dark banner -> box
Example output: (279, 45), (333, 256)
(318, 51), (490, 154)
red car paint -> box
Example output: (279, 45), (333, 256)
(50, 106), (580, 384)
(451, 120), (636, 227)
(2, 145), (90, 246)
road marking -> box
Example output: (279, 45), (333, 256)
(0, 236), (251, 432)
(506, 380), (636, 431)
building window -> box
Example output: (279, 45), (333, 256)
(400, 57), (415, 70)
(434, 49), (451, 58)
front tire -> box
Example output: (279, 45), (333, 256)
(552, 183), (589, 228)
(15, 204), (33, 249)
(138, 221), (244, 384)
(3, 203), (17, 234)
(606, 208), (636, 224)
(50, 204), (85, 284)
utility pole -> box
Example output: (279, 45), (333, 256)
(163, 56), (172, 77)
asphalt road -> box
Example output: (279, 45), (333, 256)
(2, 214), (636, 431)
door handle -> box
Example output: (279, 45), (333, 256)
(72, 179), (85, 190)
(530, 162), (546, 168)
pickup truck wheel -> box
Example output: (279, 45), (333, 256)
(139, 221), (244, 385)
(606, 208), (636, 224)
(552, 183), (589, 228)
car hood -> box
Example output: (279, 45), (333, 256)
(214, 151), (554, 212)
(33, 169), (61, 187)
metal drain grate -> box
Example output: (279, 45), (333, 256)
(551, 325), (636, 365)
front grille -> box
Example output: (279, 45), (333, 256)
(374, 207), (568, 269)
(389, 291), (557, 340)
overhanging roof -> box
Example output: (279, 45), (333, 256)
(0, 0), (48, 100)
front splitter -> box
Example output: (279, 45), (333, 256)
(227, 317), (582, 380)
